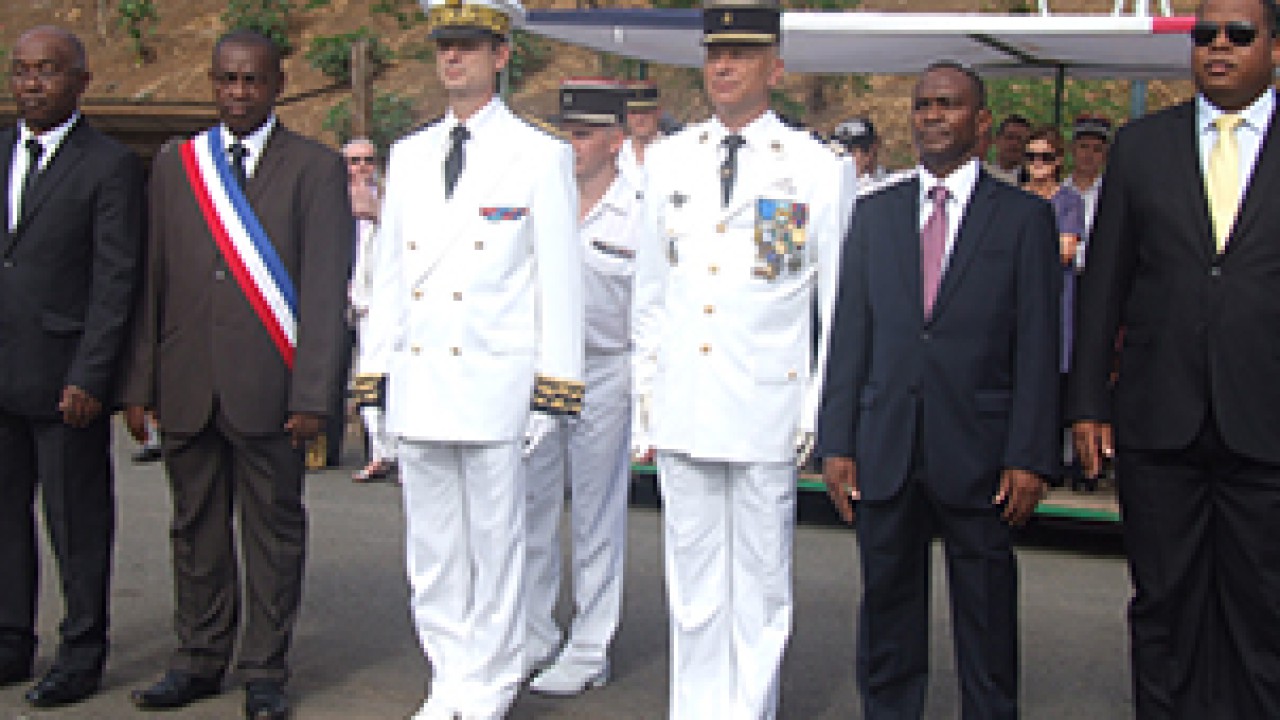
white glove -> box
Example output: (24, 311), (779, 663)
(795, 429), (816, 469)
(631, 394), (654, 461)
(522, 411), (557, 458)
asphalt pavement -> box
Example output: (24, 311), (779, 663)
(0, 426), (1133, 719)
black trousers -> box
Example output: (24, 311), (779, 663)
(0, 408), (114, 674)
(161, 405), (306, 683)
(1119, 417), (1280, 720)
(855, 472), (1019, 720)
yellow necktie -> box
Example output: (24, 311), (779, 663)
(1206, 113), (1244, 252)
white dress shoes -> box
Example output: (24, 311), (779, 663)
(528, 659), (610, 697)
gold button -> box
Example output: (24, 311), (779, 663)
(411, 345), (421, 355)
(412, 290), (423, 300)
(699, 343), (711, 354)
(475, 240), (484, 250)
(452, 291), (462, 301)
(787, 370), (798, 380)
(450, 346), (461, 356)
(709, 265), (719, 275)
(408, 241), (417, 251)
(716, 223), (726, 234)
(703, 305), (714, 315)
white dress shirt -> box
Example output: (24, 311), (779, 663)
(917, 157), (980, 272)
(1197, 87), (1275, 193)
(8, 112), (79, 231)
(220, 114), (278, 180)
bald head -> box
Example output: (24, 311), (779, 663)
(342, 137), (379, 184)
(18, 26), (87, 71)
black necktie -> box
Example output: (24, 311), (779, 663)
(444, 124), (470, 199)
(229, 142), (249, 189)
(17, 138), (43, 218)
(720, 134), (745, 207)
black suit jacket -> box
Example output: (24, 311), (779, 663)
(0, 119), (145, 419)
(818, 170), (1061, 509)
(1069, 100), (1280, 464)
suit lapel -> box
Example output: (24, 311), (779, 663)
(930, 173), (998, 323)
(4, 120), (87, 256)
(1224, 103), (1280, 251)
(0, 128), (14, 238)
(891, 178), (923, 319)
(249, 124), (289, 205)
(1169, 102), (1215, 260)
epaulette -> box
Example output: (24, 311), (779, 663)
(401, 115), (444, 140)
(856, 168), (917, 200)
(517, 113), (568, 142)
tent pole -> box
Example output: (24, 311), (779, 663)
(1054, 65), (1066, 128)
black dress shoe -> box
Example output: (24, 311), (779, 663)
(131, 670), (221, 710)
(132, 446), (163, 463)
(245, 680), (290, 720)
(24, 667), (100, 708)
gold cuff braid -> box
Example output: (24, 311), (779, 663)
(350, 373), (387, 408)
(531, 374), (585, 416)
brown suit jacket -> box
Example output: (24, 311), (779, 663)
(121, 124), (353, 435)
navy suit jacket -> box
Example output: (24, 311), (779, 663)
(818, 170), (1061, 509)
(0, 119), (145, 419)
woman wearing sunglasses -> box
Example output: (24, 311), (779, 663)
(1020, 126), (1088, 489)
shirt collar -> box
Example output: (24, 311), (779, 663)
(445, 96), (502, 137)
(1197, 87), (1275, 134)
(587, 171), (633, 221)
(20, 111), (80, 154)
(917, 157), (980, 206)
(220, 114), (277, 159)
(708, 110), (781, 149)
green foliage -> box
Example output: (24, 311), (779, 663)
(324, 92), (419, 151)
(507, 29), (548, 92)
(222, 0), (295, 55)
(399, 41), (435, 63)
(305, 28), (393, 85)
(372, 0), (426, 29)
(770, 89), (806, 122)
(986, 77), (1126, 134)
(117, 0), (160, 64)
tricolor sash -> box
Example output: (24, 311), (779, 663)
(180, 127), (298, 368)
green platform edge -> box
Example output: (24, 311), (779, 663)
(631, 464), (1121, 523)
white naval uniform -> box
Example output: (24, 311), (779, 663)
(633, 111), (852, 719)
(361, 97), (583, 720)
(350, 214), (396, 463)
(524, 172), (645, 673)
(618, 137), (646, 190)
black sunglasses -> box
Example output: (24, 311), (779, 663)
(1025, 151), (1058, 163)
(346, 156), (377, 165)
(1190, 20), (1264, 47)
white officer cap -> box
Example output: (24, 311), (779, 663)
(421, 0), (526, 41)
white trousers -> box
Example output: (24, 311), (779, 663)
(360, 405), (397, 462)
(524, 352), (630, 670)
(656, 452), (797, 720)
(399, 440), (525, 720)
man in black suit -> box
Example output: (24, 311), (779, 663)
(818, 61), (1060, 719)
(0, 26), (144, 708)
(1070, 0), (1280, 715)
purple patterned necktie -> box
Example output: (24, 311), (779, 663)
(921, 185), (950, 318)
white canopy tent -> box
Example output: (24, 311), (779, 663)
(522, 9), (1198, 79)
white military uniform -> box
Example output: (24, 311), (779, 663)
(633, 111), (852, 719)
(362, 96), (583, 720)
(524, 171), (645, 676)
(350, 212), (396, 464)
(618, 137), (646, 189)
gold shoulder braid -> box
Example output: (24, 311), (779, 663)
(350, 373), (387, 409)
(532, 374), (585, 416)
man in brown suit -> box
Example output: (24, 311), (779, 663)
(120, 30), (352, 720)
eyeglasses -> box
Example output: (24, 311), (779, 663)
(1025, 151), (1059, 163)
(1190, 20), (1264, 47)
(346, 156), (377, 165)
(9, 65), (77, 83)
